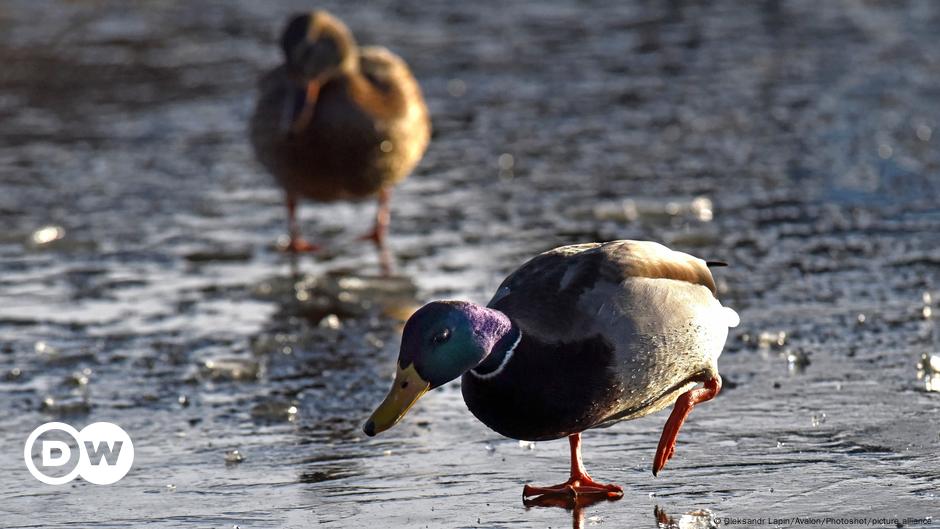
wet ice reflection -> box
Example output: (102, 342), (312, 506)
(1, 0), (939, 526)
(654, 506), (718, 529)
(524, 493), (622, 529)
(916, 353), (940, 393)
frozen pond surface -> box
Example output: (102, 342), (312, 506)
(0, 0), (939, 527)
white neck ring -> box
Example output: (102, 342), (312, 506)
(470, 330), (522, 380)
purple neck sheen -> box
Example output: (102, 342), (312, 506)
(398, 300), (516, 371)
(458, 301), (513, 354)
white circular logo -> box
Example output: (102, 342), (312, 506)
(24, 422), (134, 485)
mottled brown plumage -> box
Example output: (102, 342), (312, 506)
(250, 11), (430, 257)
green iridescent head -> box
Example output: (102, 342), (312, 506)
(363, 301), (514, 436)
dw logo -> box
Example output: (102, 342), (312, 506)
(24, 422), (134, 485)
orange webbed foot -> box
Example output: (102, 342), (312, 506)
(523, 476), (624, 499)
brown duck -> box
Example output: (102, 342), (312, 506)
(250, 11), (430, 256)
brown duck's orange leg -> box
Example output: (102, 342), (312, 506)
(652, 375), (722, 476)
(522, 433), (624, 499)
(358, 187), (392, 248)
(282, 195), (320, 253)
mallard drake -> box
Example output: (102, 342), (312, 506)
(364, 240), (739, 498)
(250, 11), (430, 254)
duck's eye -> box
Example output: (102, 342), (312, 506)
(431, 328), (451, 345)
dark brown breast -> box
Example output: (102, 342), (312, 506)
(250, 47), (429, 202)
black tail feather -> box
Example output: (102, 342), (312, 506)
(705, 260), (728, 267)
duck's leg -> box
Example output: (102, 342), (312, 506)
(283, 195), (320, 253)
(652, 374), (722, 476)
(358, 187), (391, 248)
(522, 433), (624, 499)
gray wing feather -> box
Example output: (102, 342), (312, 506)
(488, 240), (737, 423)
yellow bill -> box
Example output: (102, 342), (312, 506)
(363, 364), (430, 436)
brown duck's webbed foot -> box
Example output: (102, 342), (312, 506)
(652, 374), (722, 476)
(523, 433), (624, 499)
(282, 237), (320, 253)
(357, 227), (385, 246)
(282, 195), (321, 253)
(357, 188), (391, 248)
